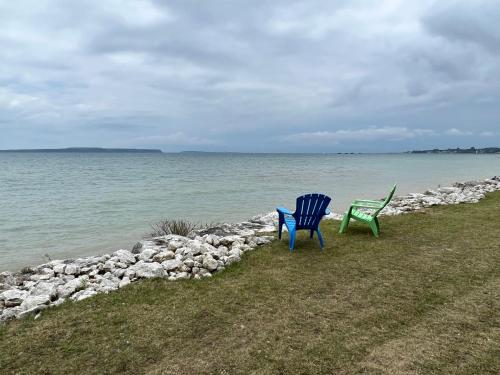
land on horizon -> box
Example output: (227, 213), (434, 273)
(409, 146), (500, 154)
(0, 147), (163, 153)
(2, 147), (499, 155)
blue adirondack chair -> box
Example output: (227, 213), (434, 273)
(277, 193), (332, 251)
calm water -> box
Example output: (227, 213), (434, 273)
(0, 152), (498, 271)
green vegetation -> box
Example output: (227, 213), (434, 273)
(1, 192), (500, 374)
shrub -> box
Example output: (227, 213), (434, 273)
(147, 219), (199, 238)
(146, 219), (219, 238)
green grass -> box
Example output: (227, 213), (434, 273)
(1, 192), (500, 374)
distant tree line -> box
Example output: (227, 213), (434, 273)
(410, 147), (500, 154)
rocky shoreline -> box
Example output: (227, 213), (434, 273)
(1, 176), (499, 323)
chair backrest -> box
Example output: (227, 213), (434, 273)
(293, 193), (331, 230)
(373, 185), (397, 217)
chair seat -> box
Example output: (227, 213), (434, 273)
(351, 209), (374, 222)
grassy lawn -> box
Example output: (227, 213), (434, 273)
(1, 192), (500, 374)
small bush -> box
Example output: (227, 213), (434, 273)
(147, 219), (199, 238)
(146, 219), (219, 238)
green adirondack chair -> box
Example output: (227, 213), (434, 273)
(339, 185), (396, 237)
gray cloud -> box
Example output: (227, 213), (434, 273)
(0, 0), (499, 151)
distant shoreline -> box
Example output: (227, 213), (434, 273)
(408, 147), (500, 154)
(0, 147), (163, 153)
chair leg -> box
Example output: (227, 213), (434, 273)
(309, 229), (314, 239)
(278, 214), (284, 240)
(317, 228), (325, 249)
(374, 217), (380, 234)
(289, 230), (296, 252)
(369, 221), (379, 237)
(339, 212), (351, 234)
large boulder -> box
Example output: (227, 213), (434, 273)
(153, 250), (175, 263)
(70, 289), (98, 301)
(202, 255), (218, 272)
(20, 294), (51, 312)
(162, 259), (182, 272)
(57, 276), (88, 299)
(95, 277), (119, 293)
(1, 306), (22, 321)
(138, 249), (156, 261)
(1, 289), (29, 307)
(53, 264), (66, 274)
(129, 261), (165, 278)
(64, 264), (81, 275)
(113, 249), (136, 265)
(30, 281), (58, 299)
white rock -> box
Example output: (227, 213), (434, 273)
(65, 264), (81, 275)
(186, 239), (203, 253)
(30, 281), (58, 299)
(202, 255), (218, 272)
(162, 259), (182, 272)
(229, 247), (243, 257)
(198, 268), (212, 277)
(57, 277), (87, 298)
(103, 260), (116, 271)
(167, 241), (184, 251)
(96, 278), (118, 293)
(124, 269), (136, 279)
(255, 236), (274, 245)
(113, 249), (136, 265)
(1, 306), (22, 321)
(138, 249), (156, 261)
(40, 268), (55, 277)
(1, 289), (29, 307)
(70, 289), (98, 301)
(112, 268), (126, 278)
(175, 272), (190, 280)
(219, 235), (242, 246)
(226, 255), (241, 266)
(20, 294), (51, 312)
(129, 261), (165, 278)
(119, 277), (131, 288)
(153, 250), (175, 263)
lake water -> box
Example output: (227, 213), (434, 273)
(0, 152), (498, 271)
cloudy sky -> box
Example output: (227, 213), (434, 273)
(1, 0), (499, 152)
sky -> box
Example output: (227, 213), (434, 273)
(0, 0), (499, 152)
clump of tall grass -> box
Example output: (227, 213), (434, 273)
(147, 219), (219, 238)
(147, 219), (198, 238)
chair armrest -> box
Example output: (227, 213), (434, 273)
(276, 207), (293, 215)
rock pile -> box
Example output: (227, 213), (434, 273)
(381, 176), (500, 215)
(1, 176), (499, 323)
(0, 230), (274, 322)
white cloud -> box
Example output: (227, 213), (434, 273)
(283, 127), (436, 144)
(130, 132), (217, 146)
(445, 128), (474, 136)
(0, 0), (499, 150)
(479, 131), (497, 137)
